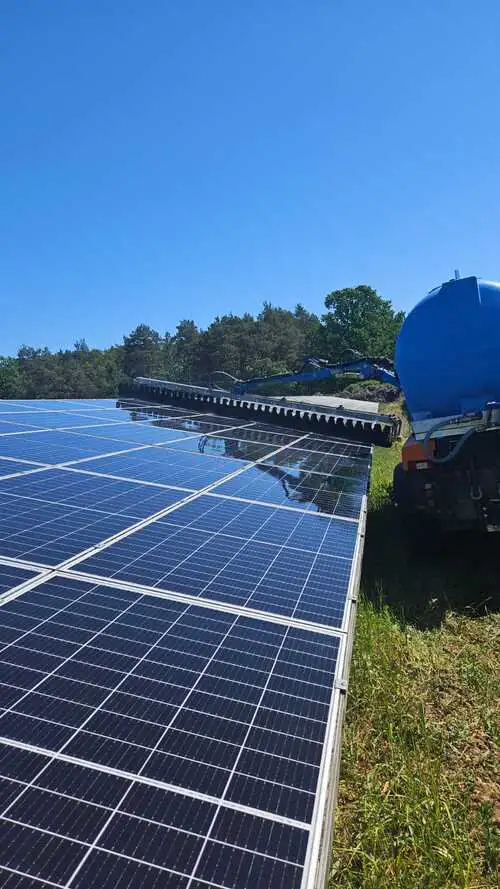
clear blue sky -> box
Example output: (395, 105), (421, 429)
(1, 1), (499, 354)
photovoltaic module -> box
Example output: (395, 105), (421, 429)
(0, 397), (371, 889)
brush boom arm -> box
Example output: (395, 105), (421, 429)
(231, 357), (398, 396)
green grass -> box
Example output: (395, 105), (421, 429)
(330, 404), (500, 889)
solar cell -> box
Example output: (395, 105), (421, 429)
(75, 447), (249, 488)
(214, 464), (364, 517)
(0, 459), (41, 479)
(214, 427), (318, 447)
(2, 399), (118, 411)
(0, 575), (339, 885)
(0, 403), (36, 413)
(0, 420), (45, 434)
(70, 423), (202, 447)
(241, 422), (304, 438)
(81, 403), (200, 423)
(0, 493), (140, 565)
(75, 496), (355, 628)
(161, 435), (276, 462)
(0, 563), (39, 596)
(0, 412), (126, 430)
(114, 403), (256, 432)
(149, 416), (259, 435)
(0, 468), (190, 518)
(265, 445), (371, 474)
(0, 397), (371, 889)
(0, 431), (146, 465)
(290, 436), (371, 458)
(158, 494), (358, 557)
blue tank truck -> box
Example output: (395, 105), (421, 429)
(125, 274), (500, 533)
(393, 275), (500, 532)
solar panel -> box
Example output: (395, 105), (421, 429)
(0, 562), (39, 595)
(0, 397), (371, 889)
(0, 459), (42, 479)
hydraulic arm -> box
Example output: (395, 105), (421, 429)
(231, 356), (398, 396)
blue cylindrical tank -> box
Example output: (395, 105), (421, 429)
(396, 276), (500, 420)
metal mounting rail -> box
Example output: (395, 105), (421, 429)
(120, 378), (401, 446)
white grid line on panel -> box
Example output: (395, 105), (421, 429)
(0, 866), (63, 888)
(0, 815), (293, 889)
(58, 598), (302, 887)
(0, 419), (147, 436)
(0, 561), (346, 639)
(0, 583), (327, 833)
(62, 464), (197, 491)
(184, 615), (319, 887)
(59, 443), (152, 465)
(2, 459), (361, 521)
(61, 568), (347, 637)
(68, 418), (259, 450)
(0, 427), (49, 437)
(0, 568), (50, 600)
(0, 555), (50, 574)
(0, 816), (224, 888)
(0, 455), (49, 466)
(0, 556), (53, 588)
(49, 431), (311, 577)
(0, 676), (325, 770)
(77, 478), (340, 608)
(1, 671), (326, 757)
(2, 644), (330, 719)
(0, 754), (309, 868)
(0, 799), (302, 871)
(0, 580), (335, 713)
(0, 485), (355, 560)
(0, 466), (52, 482)
(205, 490), (359, 522)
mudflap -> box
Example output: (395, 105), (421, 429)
(392, 462), (441, 546)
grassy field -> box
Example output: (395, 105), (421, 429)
(330, 406), (499, 889)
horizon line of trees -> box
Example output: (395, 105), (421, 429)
(0, 285), (405, 400)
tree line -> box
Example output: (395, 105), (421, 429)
(0, 285), (405, 399)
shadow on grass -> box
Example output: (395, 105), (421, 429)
(361, 501), (500, 628)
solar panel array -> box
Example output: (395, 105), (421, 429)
(0, 397), (371, 889)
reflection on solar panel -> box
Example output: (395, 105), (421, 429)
(0, 397), (371, 889)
